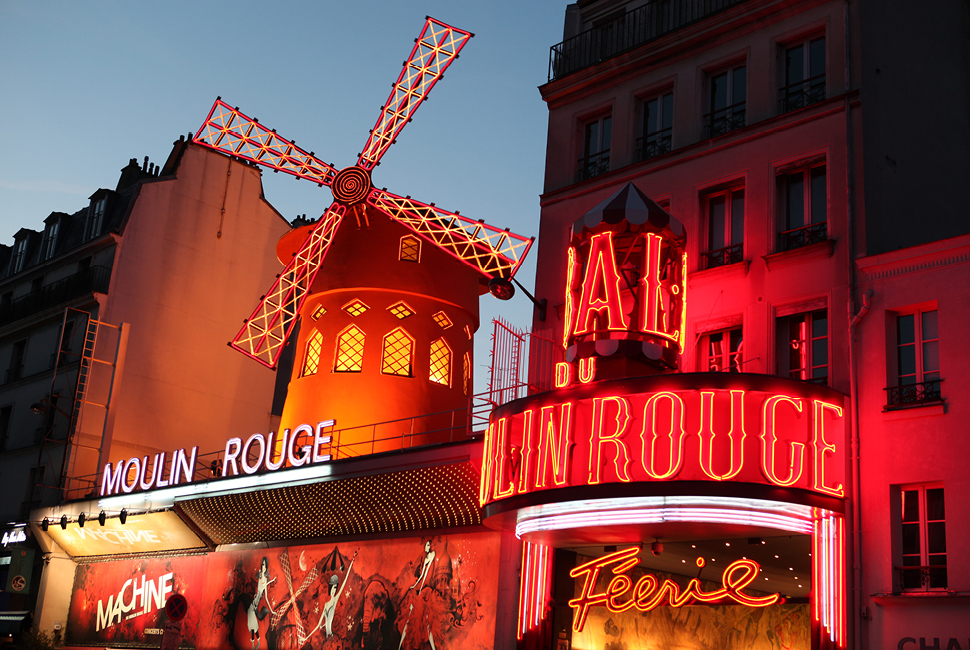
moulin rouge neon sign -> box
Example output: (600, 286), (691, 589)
(568, 546), (780, 631)
(480, 375), (846, 506)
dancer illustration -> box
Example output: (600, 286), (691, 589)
(246, 557), (276, 650)
(410, 541), (435, 594)
(310, 548), (358, 639)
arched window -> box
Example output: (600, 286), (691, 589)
(302, 330), (324, 376)
(399, 235), (421, 262)
(333, 325), (365, 372)
(381, 328), (414, 376)
(429, 338), (452, 387)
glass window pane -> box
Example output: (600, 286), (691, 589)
(922, 340), (939, 374)
(897, 314), (915, 344)
(812, 339), (828, 367)
(644, 98), (658, 135)
(601, 117), (612, 151)
(901, 522), (921, 554)
(810, 38), (826, 78)
(812, 312), (827, 338)
(929, 566), (947, 589)
(927, 522), (946, 554)
(584, 122), (598, 156)
(902, 490), (920, 522)
(709, 195), (726, 250)
(921, 310), (938, 340)
(711, 72), (728, 111)
(898, 345), (916, 380)
(927, 488), (945, 519)
(662, 93), (673, 130)
(785, 173), (804, 229)
(786, 44), (804, 85)
(733, 66), (746, 103)
(731, 190), (745, 246)
(810, 166), (827, 223)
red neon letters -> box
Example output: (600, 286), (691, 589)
(481, 380), (846, 505)
(568, 547), (780, 631)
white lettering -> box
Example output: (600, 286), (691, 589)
(95, 571), (177, 633)
(1, 530), (26, 546)
(121, 458), (140, 494)
(155, 452), (169, 488)
(241, 434), (266, 475)
(265, 430), (288, 471)
(223, 438), (242, 477)
(101, 462), (124, 496)
(289, 424), (313, 467)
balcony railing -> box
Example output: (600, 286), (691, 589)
(886, 379), (943, 408)
(779, 74), (826, 113)
(779, 222), (827, 252)
(704, 102), (746, 138)
(636, 130), (673, 161)
(0, 265), (110, 328)
(577, 151), (611, 182)
(4, 365), (23, 384)
(549, 0), (750, 82)
(703, 243), (744, 269)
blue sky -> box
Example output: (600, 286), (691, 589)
(0, 1), (567, 392)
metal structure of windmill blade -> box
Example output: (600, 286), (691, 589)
(193, 17), (534, 368)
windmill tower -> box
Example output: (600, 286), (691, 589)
(193, 18), (532, 453)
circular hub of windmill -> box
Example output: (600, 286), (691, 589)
(331, 166), (372, 205)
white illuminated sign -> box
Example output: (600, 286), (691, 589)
(2, 529), (26, 546)
(99, 420), (335, 497)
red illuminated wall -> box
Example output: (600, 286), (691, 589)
(66, 530), (500, 650)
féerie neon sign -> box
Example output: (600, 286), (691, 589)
(568, 546), (780, 631)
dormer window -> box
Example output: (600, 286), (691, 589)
(87, 198), (106, 240)
(42, 220), (59, 260)
(11, 238), (27, 274)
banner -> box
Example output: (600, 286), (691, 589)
(67, 530), (500, 650)
(46, 511), (206, 557)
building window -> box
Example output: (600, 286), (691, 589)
(302, 330), (324, 377)
(888, 309), (941, 407)
(705, 65), (746, 137)
(6, 339), (27, 384)
(431, 311), (453, 329)
(0, 405), (11, 451)
(310, 304), (326, 320)
(638, 92), (672, 161)
(429, 338), (452, 387)
(381, 328), (414, 377)
(53, 319), (75, 368)
(399, 235), (421, 262)
(387, 301), (415, 320)
(42, 220), (59, 260)
(333, 325), (365, 373)
(778, 310), (827, 384)
(463, 352), (471, 396)
(780, 36), (825, 113)
(898, 484), (947, 591)
(702, 186), (744, 268)
(342, 299), (370, 317)
(778, 163), (827, 251)
(702, 327), (743, 372)
(87, 198), (105, 239)
(578, 114), (612, 181)
(11, 238), (27, 274)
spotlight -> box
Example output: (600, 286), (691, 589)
(98, 511), (106, 526)
(487, 277), (515, 301)
(119, 508), (127, 525)
(651, 541), (664, 556)
(78, 513), (85, 528)
(59, 515), (68, 530)
(41, 518), (49, 532)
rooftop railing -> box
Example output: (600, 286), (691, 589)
(0, 266), (110, 328)
(549, 0), (749, 82)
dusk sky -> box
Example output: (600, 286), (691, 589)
(0, 1), (568, 391)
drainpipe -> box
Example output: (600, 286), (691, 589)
(848, 288), (870, 650)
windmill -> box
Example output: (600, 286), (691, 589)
(192, 17), (533, 371)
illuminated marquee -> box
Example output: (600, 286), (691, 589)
(568, 547), (780, 631)
(100, 420), (334, 497)
(480, 375), (846, 506)
(564, 185), (686, 371)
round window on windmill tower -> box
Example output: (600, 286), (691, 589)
(563, 183), (686, 379)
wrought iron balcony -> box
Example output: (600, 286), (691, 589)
(896, 564), (947, 591)
(704, 103), (746, 138)
(0, 265), (110, 328)
(548, 0), (750, 82)
(577, 151), (611, 182)
(779, 222), (827, 252)
(779, 74), (826, 113)
(702, 243), (744, 269)
(636, 130), (673, 161)
(886, 379), (943, 408)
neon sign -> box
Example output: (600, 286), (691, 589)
(568, 547), (780, 632)
(2, 529), (26, 546)
(480, 375), (846, 506)
(100, 420), (335, 496)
